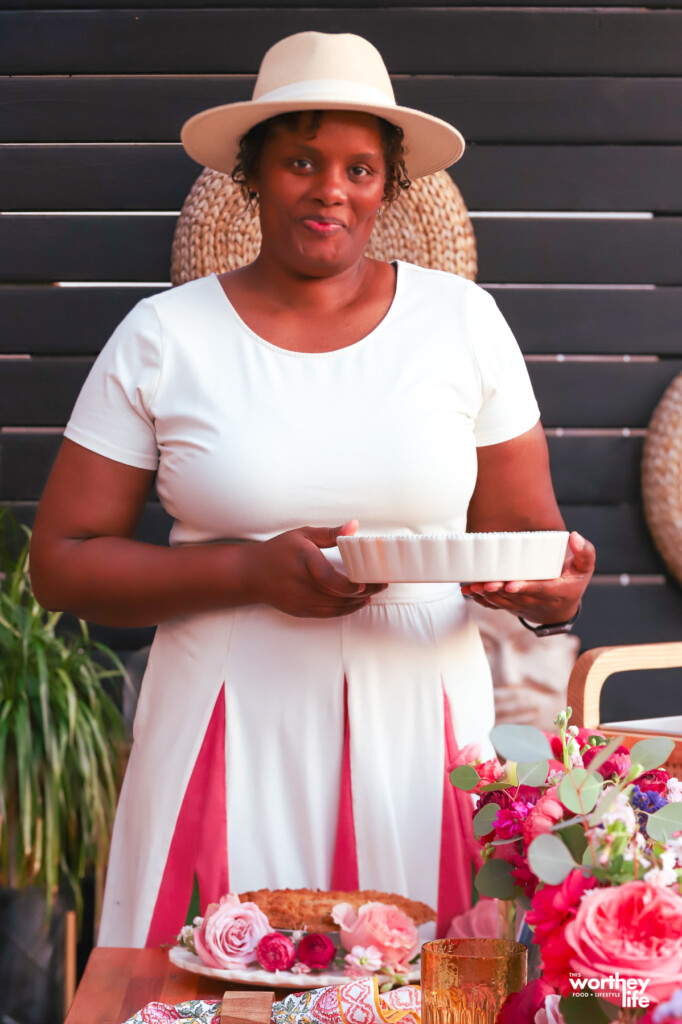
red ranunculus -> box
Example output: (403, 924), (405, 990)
(633, 768), (671, 795)
(297, 932), (336, 969)
(582, 744), (631, 779)
(256, 931), (297, 971)
(525, 870), (599, 995)
(497, 978), (557, 1024)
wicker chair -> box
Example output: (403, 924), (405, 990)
(170, 167), (477, 284)
(567, 642), (682, 776)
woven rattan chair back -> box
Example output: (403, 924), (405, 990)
(170, 168), (477, 286)
(642, 370), (682, 587)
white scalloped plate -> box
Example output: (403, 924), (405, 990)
(337, 531), (569, 584)
(168, 945), (419, 989)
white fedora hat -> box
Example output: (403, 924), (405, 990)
(181, 31), (465, 179)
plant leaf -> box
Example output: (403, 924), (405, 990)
(559, 822), (589, 862)
(646, 802), (682, 843)
(490, 724), (553, 763)
(516, 760), (549, 787)
(588, 781), (627, 827)
(629, 737), (675, 773)
(527, 832), (577, 884)
(474, 857), (520, 899)
(472, 803), (500, 836)
(559, 994), (611, 1024)
(449, 765), (480, 791)
(558, 768), (602, 814)
(478, 782), (513, 793)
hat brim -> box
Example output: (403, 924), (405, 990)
(181, 99), (465, 180)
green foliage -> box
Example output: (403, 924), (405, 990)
(629, 737), (675, 773)
(472, 803), (499, 837)
(489, 723), (553, 763)
(558, 768), (602, 815)
(449, 765), (480, 791)
(527, 832), (577, 885)
(646, 802), (682, 843)
(516, 760), (549, 787)
(0, 510), (127, 916)
(474, 857), (521, 899)
(559, 994), (612, 1023)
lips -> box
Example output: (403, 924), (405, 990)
(301, 217), (346, 234)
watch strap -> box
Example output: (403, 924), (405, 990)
(517, 603), (581, 638)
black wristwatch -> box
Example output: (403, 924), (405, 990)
(517, 603), (581, 638)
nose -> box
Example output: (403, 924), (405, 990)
(314, 161), (348, 204)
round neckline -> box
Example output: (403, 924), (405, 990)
(209, 260), (402, 358)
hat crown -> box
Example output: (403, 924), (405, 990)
(253, 32), (395, 103)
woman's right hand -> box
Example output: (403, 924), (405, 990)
(247, 521), (386, 618)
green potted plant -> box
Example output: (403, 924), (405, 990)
(0, 509), (127, 1024)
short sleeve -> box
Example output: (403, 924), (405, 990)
(63, 298), (162, 470)
(468, 286), (541, 447)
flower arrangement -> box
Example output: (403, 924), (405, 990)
(177, 893), (420, 986)
(450, 709), (682, 1023)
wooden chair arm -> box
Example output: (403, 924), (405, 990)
(567, 642), (682, 728)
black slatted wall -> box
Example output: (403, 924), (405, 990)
(2, 0), (682, 719)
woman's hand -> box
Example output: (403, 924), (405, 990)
(247, 520), (387, 618)
(460, 530), (595, 625)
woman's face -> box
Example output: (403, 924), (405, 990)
(250, 111), (387, 278)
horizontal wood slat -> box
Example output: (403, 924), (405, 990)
(1, 357), (680, 429)
(0, 431), (648, 506)
(5, 144), (682, 214)
(492, 287), (682, 356)
(4, 285), (682, 357)
(3, 216), (682, 285)
(4, 77), (682, 145)
(4, 10), (682, 76)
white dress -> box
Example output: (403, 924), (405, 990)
(64, 261), (540, 947)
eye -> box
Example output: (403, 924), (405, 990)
(349, 165), (371, 179)
(291, 158), (313, 171)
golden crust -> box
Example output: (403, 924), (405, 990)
(237, 888), (436, 932)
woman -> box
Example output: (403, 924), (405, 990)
(30, 31), (594, 946)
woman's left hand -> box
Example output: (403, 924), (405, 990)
(460, 530), (595, 625)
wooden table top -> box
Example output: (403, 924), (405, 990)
(64, 947), (275, 1024)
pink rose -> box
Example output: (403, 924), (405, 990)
(256, 931), (296, 971)
(523, 787), (565, 846)
(477, 759), (505, 786)
(297, 932), (336, 969)
(449, 743), (482, 768)
(564, 881), (682, 1003)
(193, 894), (271, 969)
(331, 902), (419, 970)
(525, 870), (598, 993)
(582, 744), (631, 779)
(446, 897), (499, 939)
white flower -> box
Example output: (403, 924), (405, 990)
(344, 945), (384, 977)
(568, 726), (580, 737)
(178, 925), (194, 944)
(547, 769), (566, 786)
(666, 777), (682, 803)
(644, 848), (679, 887)
(596, 791), (636, 833)
(621, 832), (646, 860)
(291, 962), (312, 975)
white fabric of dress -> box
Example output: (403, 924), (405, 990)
(63, 261), (540, 947)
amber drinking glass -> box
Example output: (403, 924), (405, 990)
(421, 938), (527, 1024)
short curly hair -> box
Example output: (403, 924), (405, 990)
(231, 110), (410, 205)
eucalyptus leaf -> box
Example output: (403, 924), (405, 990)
(516, 760), (549, 787)
(489, 724), (553, 763)
(478, 782), (513, 793)
(559, 822), (589, 862)
(527, 832), (577, 884)
(629, 737), (675, 773)
(472, 803), (500, 836)
(588, 782), (626, 827)
(559, 768), (602, 814)
(646, 802), (682, 843)
(474, 857), (521, 899)
(449, 765), (480, 791)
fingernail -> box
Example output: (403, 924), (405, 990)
(573, 532), (585, 550)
